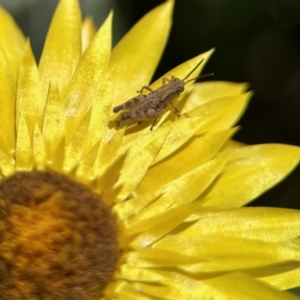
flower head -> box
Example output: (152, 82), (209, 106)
(0, 0), (300, 299)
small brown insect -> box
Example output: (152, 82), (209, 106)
(113, 59), (211, 130)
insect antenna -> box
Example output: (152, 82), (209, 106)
(182, 59), (214, 84)
(182, 59), (205, 81)
(184, 72), (214, 84)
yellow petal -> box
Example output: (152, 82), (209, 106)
(16, 116), (34, 170)
(64, 12), (112, 140)
(126, 248), (200, 267)
(186, 207), (300, 242)
(260, 264), (300, 290)
(126, 201), (202, 238)
(204, 144), (300, 207)
(129, 201), (203, 249)
(111, 280), (154, 300)
(199, 272), (300, 300)
(221, 139), (246, 151)
(153, 116), (209, 163)
(124, 116), (207, 163)
(110, 1), (174, 106)
(129, 154), (230, 224)
(16, 41), (43, 135)
(110, 131), (169, 202)
(135, 271), (300, 300)
(114, 190), (162, 221)
(63, 109), (91, 172)
(155, 236), (300, 273)
(187, 91), (252, 132)
(0, 6), (25, 79)
(88, 70), (114, 149)
(51, 138), (65, 171)
(81, 16), (97, 53)
(32, 124), (46, 169)
(120, 264), (167, 283)
(92, 129), (125, 183)
(75, 141), (100, 183)
(39, 0), (81, 97)
(111, 267), (299, 300)
(120, 119), (173, 153)
(0, 146), (14, 177)
(137, 128), (236, 195)
(42, 82), (65, 164)
(182, 81), (248, 113)
(0, 45), (16, 152)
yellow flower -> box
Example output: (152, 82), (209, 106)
(0, 0), (300, 299)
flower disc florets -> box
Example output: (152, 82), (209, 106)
(0, 171), (119, 300)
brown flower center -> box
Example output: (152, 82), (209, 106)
(0, 170), (119, 300)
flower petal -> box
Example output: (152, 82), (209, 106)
(0, 146), (14, 177)
(124, 116), (208, 163)
(129, 201), (203, 249)
(154, 236), (300, 273)
(221, 139), (246, 151)
(137, 128), (236, 195)
(93, 129), (125, 182)
(114, 190), (162, 221)
(126, 248), (201, 267)
(0, 6), (25, 79)
(39, 0), (82, 97)
(42, 82), (65, 165)
(0, 45), (16, 152)
(64, 12), (112, 140)
(205, 272), (300, 300)
(204, 144), (300, 207)
(185, 207), (300, 242)
(16, 41), (43, 135)
(260, 264), (300, 290)
(197, 272), (300, 300)
(187, 91), (252, 132)
(126, 201), (202, 238)
(109, 131), (169, 203)
(88, 70), (115, 149)
(120, 264), (167, 283)
(153, 116), (209, 163)
(133, 271), (299, 300)
(129, 154), (230, 225)
(182, 81), (248, 113)
(16, 116), (34, 170)
(152, 234), (300, 277)
(81, 16), (97, 53)
(110, 280), (154, 300)
(110, 1), (174, 106)
(63, 109), (91, 172)
(32, 124), (46, 169)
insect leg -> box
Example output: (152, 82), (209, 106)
(149, 108), (166, 130)
(113, 94), (146, 113)
(150, 118), (158, 131)
(137, 85), (154, 94)
(170, 102), (180, 116)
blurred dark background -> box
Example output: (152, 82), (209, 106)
(1, 0), (300, 210)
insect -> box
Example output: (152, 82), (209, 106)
(113, 59), (210, 130)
